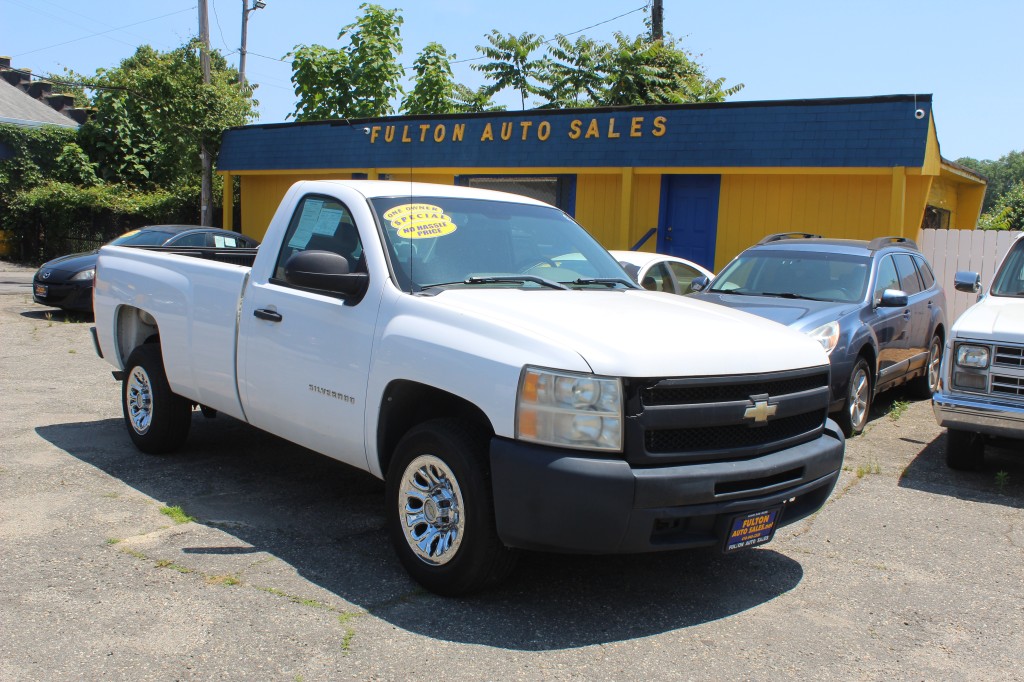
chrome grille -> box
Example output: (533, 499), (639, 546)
(991, 375), (1024, 397)
(994, 345), (1024, 368)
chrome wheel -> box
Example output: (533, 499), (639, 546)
(398, 454), (465, 566)
(126, 365), (154, 435)
(848, 365), (870, 431)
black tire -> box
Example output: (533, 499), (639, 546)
(908, 334), (943, 399)
(945, 429), (985, 471)
(121, 344), (192, 454)
(836, 358), (872, 437)
(385, 418), (518, 596)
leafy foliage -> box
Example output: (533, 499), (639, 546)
(956, 150), (1024, 213)
(78, 41), (255, 189)
(978, 181), (1024, 231)
(601, 32), (742, 106)
(451, 84), (506, 114)
(473, 31), (546, 110)
(402, 43), (457, 115)
(537, 35), (609, 109)
(289, 3), (404, 120)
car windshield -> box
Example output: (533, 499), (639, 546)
(369, 196), (631, 291)
(709, 249), (870, 303)
(991, 239), (1024, 296)
(109, 229), (178, 246)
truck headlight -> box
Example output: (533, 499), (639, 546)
(806, 321), (840, 354)
(955, 344), (990, 368)
(516, 367), (622, 451)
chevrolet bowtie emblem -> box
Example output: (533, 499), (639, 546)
(744, 399), (777, 424)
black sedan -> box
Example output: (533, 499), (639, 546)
(32, 225), (260, 313)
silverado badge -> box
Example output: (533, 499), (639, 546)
(744, 398), (777, 424)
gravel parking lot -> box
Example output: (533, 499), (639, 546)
(1, 261), (1022, 681)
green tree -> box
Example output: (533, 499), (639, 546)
(956, 150), (1024, 213)
(451, 84), (505, 114)
(78, 41), (256, 189)
(402, 42), (457, 115)
(473, 31), (545, 110)
(289, 3), (404, 121)
(978, 180), (1024, 231)
(537, 35), (608, 108)
(600, 32), (742, 106)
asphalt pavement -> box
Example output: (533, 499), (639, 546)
(1, 270), (1022, 681)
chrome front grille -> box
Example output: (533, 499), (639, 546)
(992, 374), (1024, 397)
(625, 368), (831, 466)
(994, 345), (1024, 368)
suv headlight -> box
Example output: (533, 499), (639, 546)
(955, 344), (990, 368)
(516, 367), (622, 451)
(806, 321), (840, 354)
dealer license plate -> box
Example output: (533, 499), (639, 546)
(34, 283), (47, 297)
(724, 507), (781, 553)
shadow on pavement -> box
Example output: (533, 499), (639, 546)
(37, 415), (803, 650)
(20, 309), (93, 323)
(898, 431), (1024, 509)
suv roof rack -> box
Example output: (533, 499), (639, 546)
(867, 236), (918, 251)
(755, 232), (823, 246)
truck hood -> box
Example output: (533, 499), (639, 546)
(434, 288), (829, 377)
(953, 296), (1024, 342)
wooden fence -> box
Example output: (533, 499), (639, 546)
(916, 229), (1022, 324)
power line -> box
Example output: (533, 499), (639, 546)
(12, 7), (199, 59)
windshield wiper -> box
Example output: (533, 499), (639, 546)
(759, 291), (829, 301)
(465, 275), (569, 290)
(572, 277), (638, 289)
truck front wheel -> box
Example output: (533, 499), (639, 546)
(386, 419), (517, 596)
(121, 344), (192, 454)
(945, 428), (984, 470)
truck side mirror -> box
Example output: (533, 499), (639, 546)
(953, 271), (982, 294)
(285, 250), (368, 300)
(689, 275), (710, 292)
(877, 289), (909, 308)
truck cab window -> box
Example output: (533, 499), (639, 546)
(273, 195), (363, 282)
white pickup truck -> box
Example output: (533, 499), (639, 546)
(933, 232), (1024, 469)
(92, 180), (845, 595)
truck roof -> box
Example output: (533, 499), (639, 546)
(297, 179), (554, 207)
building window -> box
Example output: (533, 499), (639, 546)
(921, 205), (951, 230)
(458, 175), (576, 215)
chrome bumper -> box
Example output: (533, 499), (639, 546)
(932, 390), (1024, 439)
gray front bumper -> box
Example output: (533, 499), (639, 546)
(932, 390), (1024, 439)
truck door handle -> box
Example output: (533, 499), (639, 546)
(253, 308), (282, 322)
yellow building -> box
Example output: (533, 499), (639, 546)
(217, 94), (985, 271)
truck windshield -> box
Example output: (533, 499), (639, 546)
(369, 196), (631, 291)
(991, 239), (1024, 296)
(709, 250), (870, 303)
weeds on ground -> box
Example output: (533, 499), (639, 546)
(995, 470), (1010, 492)
(888, 399), (910, 421)
(159, 505), (196, 524)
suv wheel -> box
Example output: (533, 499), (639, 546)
(909, 334), (943, 399)
(837, 358), (872, 437)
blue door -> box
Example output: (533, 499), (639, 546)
(657, 175), (721, 271)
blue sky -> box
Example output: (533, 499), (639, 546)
(3, 0), (1020, 161)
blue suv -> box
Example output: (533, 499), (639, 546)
(692, 233), (946, 436)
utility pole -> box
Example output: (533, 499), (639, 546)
(240, 0), (266, 85)
(199, 0), (212, 225)
(652, 0), (664, 41)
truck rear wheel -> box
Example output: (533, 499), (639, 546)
(386, 419), (517, 596)
(121, 344), (192, 454)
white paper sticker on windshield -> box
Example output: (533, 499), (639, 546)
(383, 204), (457, 239)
